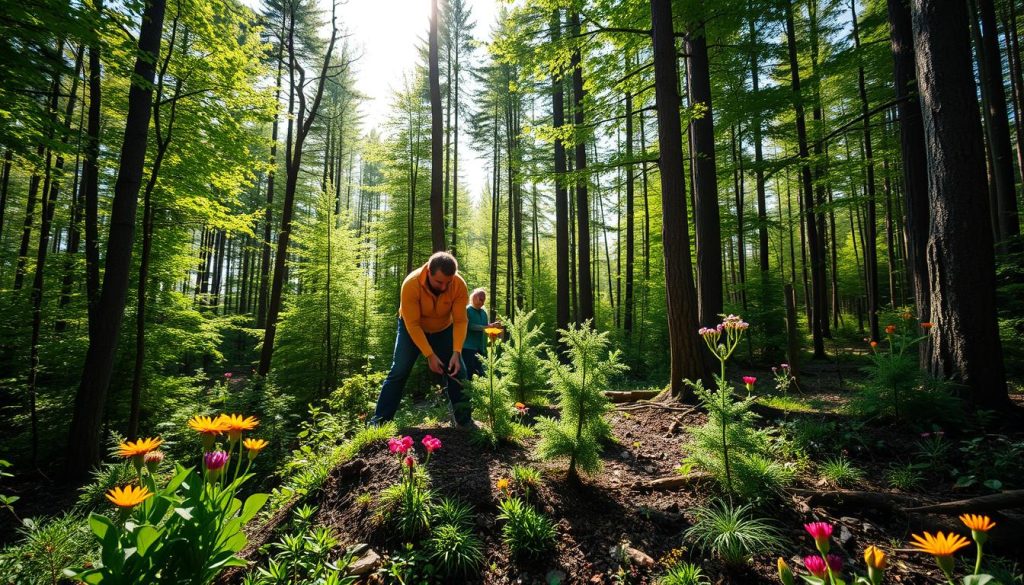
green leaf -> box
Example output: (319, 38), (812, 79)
(982, 479), (1003, 490)
(89, 513), (115, 540)
(136, 525), (160, 556)
(962, 575), (997, 585)
(238, 492), (269, 524)
(174, 507), (194, 520)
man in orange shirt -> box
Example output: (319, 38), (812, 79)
(369, 251), (474, 426)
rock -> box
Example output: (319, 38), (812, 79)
(839, 524), (854, 545)
(668, 419), (682, 434)
(348, 548), (380, 576)
(620, 450), (632, 460)
(614, 544), (655, 568)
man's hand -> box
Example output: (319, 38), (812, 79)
(427, 353), (444, 374)
(448, 352), (462, 377)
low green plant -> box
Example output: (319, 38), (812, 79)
(496, 310), (549, 404)
(512, 464), (542, 500)
(0, 458), (17, 519)
(496, 496), (556, 559)
(427, 522), (484, 577)
(953, 435), (1024, 490)
(659, 561), (711, 585)
(0, 513), (93, 585)
(325, 366), (386, 428)
(856, 315), (936, 421)
(885, 463), (925, 491)
(684, 499), (783, 569)
(246, 520), (356, 585)
(467, 331), (515, 447)
(819, 455), (866, 488)
(432, 496), (474, 528)
(535, 320), (626, 478)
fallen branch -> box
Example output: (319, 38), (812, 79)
(637, 471), (712, 491)
(902, 490), (1024, 514)
(605, 389), (662, 403)
(789, 488), (920, 512)
(616, 403), (698, 414)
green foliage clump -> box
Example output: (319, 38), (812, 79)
(0, 514), (93, 585)
(326, 366), (387, 429)
(535, 321), (626, 478)
(496, 496), (556, 560)
(819, 455), (866, 488)
(885, 463), (925, 491)
(466, 335), (515, 447)
(496, 310), (549, 404)
(684, 500), (783, 570)
(427, 515), (484, 577)
(245, 508), (357, 585)
(659, 561), (711, 585)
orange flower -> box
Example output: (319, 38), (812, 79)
(117, 437), (163, 459)
(484, 326), (503, 340)
(188, 415), (229, 449)
(870, 341), (878, 349)
(901, 312), (913, 320)
(959, 514), (995, 533)
(921, 322), (933, 329)
(496, 478), (511, 492)
(243, 438), (269, 460)
(105, 484), (153, 508)
(217, 413), (259, 442)
(910, 531), (970, 556)
(885, 324), (896, 335)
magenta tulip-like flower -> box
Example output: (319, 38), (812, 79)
(204, 450), (229, 471)
(803, 555), (828, 579)
(404, 455), (415, 468)
(389, 436), (414, 454)
(224, 372), (233, 379)
(421, 435), (442, 453)
(805, 522), (834, 554)
(743, 376), (757, 392)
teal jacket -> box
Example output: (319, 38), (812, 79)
(464, 305), (489, 351)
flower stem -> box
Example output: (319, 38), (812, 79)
(974, 543), (983, 576)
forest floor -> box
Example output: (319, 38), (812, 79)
(229, 359), (1024, 585)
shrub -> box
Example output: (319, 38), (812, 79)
(535, 321), (626, 478)
(432, 496), (475, 528)
(855, 315), (945, 422)
(326, 366), (386, 428)
(819, 455), (865, 488)
(466, 329), (515, 447)
(427, 522), (484, 577)
(496, 310), (549, 404)
(247, 523), (356, 585)
(684, 499), (783, 569)
(885, 463), (925, 491)
(496, 496), (556, 559)
(0, 513), (93, 585)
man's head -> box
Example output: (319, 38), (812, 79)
(426, 251), (458, 294)
(470, 287), (486, 309)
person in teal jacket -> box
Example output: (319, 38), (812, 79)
(463, 288), (493, 378)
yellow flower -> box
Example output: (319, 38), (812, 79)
(117, 437), (163, 458)
(243, 438), (269, 460)
(496, 478), (511, 492)
(105, 485), (153, 508)
(863, 545), (887, 569)
(484, 326), (503, 340)
(959, 514), (995, 533)
(188, 415), (228, 435)
(910, 531), (971, 557)
(217, 414), (259, 442)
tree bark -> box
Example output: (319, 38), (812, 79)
(570, 11), (594, 324)
(785, 0), (826, 358)
(911, 0), (1009, 409)
(257, 9), (287, 329)
(886, 0), (930, 323)
(66, 0), (167, 477)
(624, 90), (635, 339)
(651, 0), (707, 399)
(686, 24), (723, 328)
(429, 0), (445, 252)
(852, 0), (880, 342)
(553, 10), (570, 334)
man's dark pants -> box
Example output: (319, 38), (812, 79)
(463, 348), (485, 378)
(370, 318), (471, 425)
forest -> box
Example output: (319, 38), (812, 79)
(0, 0), (1022, 582)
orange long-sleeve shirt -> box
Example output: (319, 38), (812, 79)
(399, 263), (469, 357)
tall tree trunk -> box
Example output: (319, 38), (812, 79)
(975, 0), (1021, 249)
(651, 0), (707, 399)
(852, 0), (880, 342)
(749, 14), (769, 273)
(570, 11), (594, 324)
(451, 30), (460, 256)
(624, 90), (635, 339)
(257, 10), (288, 329)
(911, 0), (1009, 409)
(429, 0), (445, 251)
(686, 22), (723, 327)
(66, 0), (167, 477)
(553, 10), (570, 334)
(887, 0), (930, 322)
(1004, 1), (1024, 192)
(258, 5), (339, 376)
(490, 103), (500, 318)
(0, 150), (11, 243)
(785, 0), (826, 358)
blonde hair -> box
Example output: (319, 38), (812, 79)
(471, 287), (487, 301)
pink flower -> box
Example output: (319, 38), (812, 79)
(404, 455), (415, 468)
(826, 554), (843, 572)
(388, 436), (415, 454)
(204, 450), (229, 471)
(224, 372), (233, 379)
(781, 363), (789, 369)
(803, 555), (828, 579)
(743, 376), (756, 392)
(804, 522), (833, 554)
(421, 435), (442, 453)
